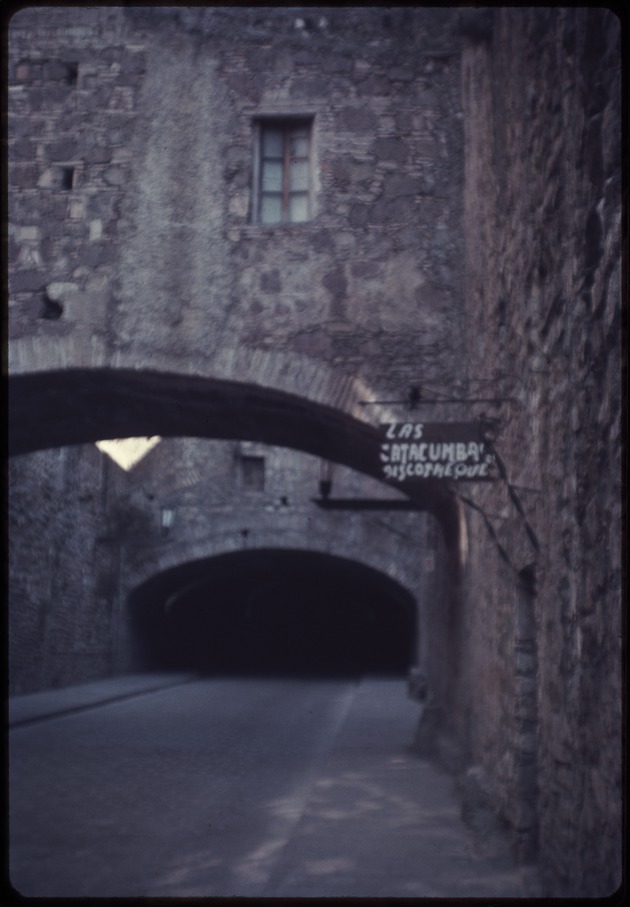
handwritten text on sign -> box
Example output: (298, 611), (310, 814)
(380, 422), (497, 482)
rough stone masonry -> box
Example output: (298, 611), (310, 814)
(457, 7), (621, 898)
(7, 6), (622, 899)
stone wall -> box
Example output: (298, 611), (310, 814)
(112, 6), (465, 401)
(8, 6), (464, 696)
(9, 6), (466, 400)
(8, 446), (114, 694)
(102, 437), (430, 673)
(8, 7), (146, 356)
(457, 7), (622, 896)
(8, 7), (622, 896)
(8, 434), (432, 694)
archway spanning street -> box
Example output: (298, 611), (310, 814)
(8, 367), (459, 543)
(9, 365), (465, 709)
(128, 549), (417, 676)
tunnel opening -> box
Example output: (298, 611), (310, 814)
(128, 549), (417, 678)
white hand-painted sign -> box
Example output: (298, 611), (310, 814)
(380, 422), (497, 482)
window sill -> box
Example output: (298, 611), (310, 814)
(227, 221), (318, 240)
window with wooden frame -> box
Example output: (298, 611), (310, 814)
(253, 119), (313, 224)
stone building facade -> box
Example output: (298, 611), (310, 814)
(8, 4), (464, 691)
(455, 8), (623, 896)
(7, 6), (622, 899)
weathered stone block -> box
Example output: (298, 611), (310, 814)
(11, 162), (39, 188)
(46, 281), (79, 301)
(228, 193), (248, 217)
(338, 106), (378, 132)
(103, 167), (125, 186)
(9, 114), (39, 138)
(310, 230), (335, 254)
(42, 84), (71, 106)
(11, 270), (45, 292)
(368, 196), (414, 225)
(390, 67), (415, 82)
(320, 54), (353, 74)
(260, 270), (282, 293)
(16, 226), (41, 242)
(372, 137), (409, 163)
(47, 138), (79, 161)
(69, 198), (86, 220)
(89, 220), (103, 241)
(322, 267), (348, 305)
(351, 261), (381, 279)
(12, 293), (44, 321)
(115, 70), (145, 88)
(83, 243), (116, 266)
(382, 174), (421, 199)
(14, 62), (31, 81)
(515, 693), (538, 720)
(10, 138), (35, 161)
(348, 204), (369, 228)
(356, 75), (392, 97)
(83, 147), (112, 164)
(295, 75), (330, 99)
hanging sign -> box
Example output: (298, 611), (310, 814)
(379, 422), (497, 483)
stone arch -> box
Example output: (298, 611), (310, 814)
(8, 338), (372, 420)
(127, 547), (419, 676)
(9, 355), (465, 705)
(127, 526), (423, 603)
(8, 360), (460, 541)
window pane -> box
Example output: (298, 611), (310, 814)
(262, 160), (283, 192)
(289, 159), (309, 191)
(256, 120), (312, 225)
(261, 194), (283, 224)
(289, 193), (309, 223)
(262, 127), (284, 157)
(289, 131), (309, 157)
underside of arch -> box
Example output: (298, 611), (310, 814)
(9, 367), (461, 548)
(128, 548), (418, 676)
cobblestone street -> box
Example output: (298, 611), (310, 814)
(9, 675), (537, 898)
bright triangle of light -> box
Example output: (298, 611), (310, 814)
(95, 436), (161, 471)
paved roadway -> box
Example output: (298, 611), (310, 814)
(9, 675), (535, 898)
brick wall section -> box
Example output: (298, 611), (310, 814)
(458, 8), (621, 896)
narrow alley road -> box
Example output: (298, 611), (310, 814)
(9, 676), (531, 898)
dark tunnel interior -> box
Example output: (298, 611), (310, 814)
(129, 550), (417, 678)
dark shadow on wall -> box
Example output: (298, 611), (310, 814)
(128, 549), (416, 677)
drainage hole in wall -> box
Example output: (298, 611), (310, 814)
(40, 293), (63, 320)
(65, 62), (79, 85)
(60, 167), (74, 190)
